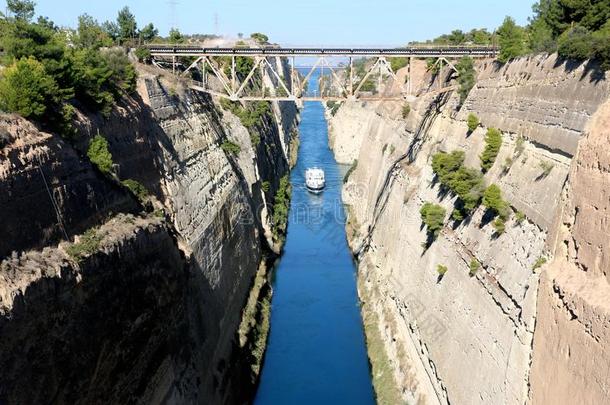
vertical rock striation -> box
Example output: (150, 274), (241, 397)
(0, 64), (299, 405)
(328, 55), (608, 404)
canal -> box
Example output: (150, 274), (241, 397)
(254, 72), (375, 404)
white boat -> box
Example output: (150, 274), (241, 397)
(305, 167), (325, 193)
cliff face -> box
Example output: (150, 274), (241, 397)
(328, 54), (609, 404)
(530, 100), (610, 404)
(0, 63), (299, 405)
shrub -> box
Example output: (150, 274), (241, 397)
(483, 184), (510, 220)
(420, 202), (446, 238)
(456, 56), (475, 104)
(452, 209), (464, 221)
(0, 57), (59, 120)
(493, 218), (506, 235)
(66, 228), (104, 262)
(402, 104), (411, 119)
(221, 140), (241, 154)
(538, 161), (554, 178)
(261, 181), (270, 192)
(122, 179), (149, 202)
(515, 211), (526, 224)
(533, 256), (547, 271)
(344, 159), (358, 183)
(515, 136), (525, 156)
(134, 47), (151, 62)
(466, 113), (479, 132)
(431, 151), (484, 212)
(480, 127), (502, 172)
(469, 259), (480, 276)
(250, 133), (261, 147)
(250, 32), (269, 44)
(437, 264), (448, 277)
(390, 57), (408, 72)
(87, 134), (114, 175)
(272, 175), (291, 241)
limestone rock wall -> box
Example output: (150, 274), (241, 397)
(328, 55), (609, 404)
(0, 64), (299, 405)
(529, 100), (610, 404)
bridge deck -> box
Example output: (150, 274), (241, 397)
(148, 45), (498, 58)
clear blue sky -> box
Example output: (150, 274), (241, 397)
(11, 0), (535, 46)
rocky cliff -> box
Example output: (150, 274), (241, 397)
(328, 54), (609, 404)
(0, 62), (299, 404)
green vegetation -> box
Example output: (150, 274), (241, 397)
(389, 145), (395, 154)
(437, 264), (448, 277)
(326, 100), (342, 116)
(415, 28), (493, 46)
(531, 0), (610, 69)
(0, 3), (141, 132)
(432, 151), (485, 213)
(135, 47), (152, 62)
(87, 134), (114, 175)
(452, 208), (464, 222)
(168, 28), (184, 44)
(515, 210), (526, 224)
(483, 184), (510, 220)
(344, 159), (358, 183)
(390, 57), (408, 72)
(456, 56), (476, 104)
(467, 113), (480, 133)
(469, 259), (480, 276)
(250, 32), (269, 44)
(493, 217), (506, 235)
(538, 161), (555, 178)
(0, 57), (59, 120)
(272, 175), (291, 242)
(66, 228), (105, 262)
(359, 78), (376, 92)
(497, 16), (528, 63)
(261, 181), (270, 193)
(402, 104), (411, 119)
(122, 179), (149, 202)
(533, 256), (547, 271)
(480, 128), (502, 172)
(220, 99), (272, 130)
(221, 140), (241, 154)
(420, 202), (446, 238)
(515, 136), (526, 156)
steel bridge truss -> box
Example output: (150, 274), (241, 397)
(150, 46), (496, 102)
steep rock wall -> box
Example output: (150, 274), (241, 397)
(530, 100), (610, 404)
(0, 64), (299, 404)
(328, 55), (608, 404)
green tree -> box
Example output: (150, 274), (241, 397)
(139, 23), (158, 42)
(77, 14), (112, 49)
(497, 16), (527, 63)
(467, 113), (480, 132)
(101, 20), (120, 41)
(116, 6), (137, 41)
(528, 17), (556, 53)
(250, 32), (269, 44)
(483, 184), (510, 220)
(168, 28), (184, 43)
(420, 202), (446, 238)
(456, 56), (475, 104)
(7, 0), (36, 21)
(87, 134), (114, 175)
(0, 56), (59, 120)
(480, 127), (502, 172)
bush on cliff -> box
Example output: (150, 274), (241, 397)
(480, 128), (502, 172)
(466, 113), (480, 133)
(66, 228), (105, 262)
(0, 56), (59, 120)
(456, 56), (476, 104)
(497, 16), (528, 63)
(272, 175), (291, 241)
(122, 179), (149, 202)
(431, 151), (484, 213)
(420, 202), (446, 238)
(221, 140), (241, 155)
(483, 184), (510, 220)
(87, 134), (115, 175)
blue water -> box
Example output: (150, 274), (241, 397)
(254, 73), (375, 405)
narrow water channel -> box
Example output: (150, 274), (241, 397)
(254, 72), (375, 404)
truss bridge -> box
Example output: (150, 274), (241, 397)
(147, 45), (498, 102)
